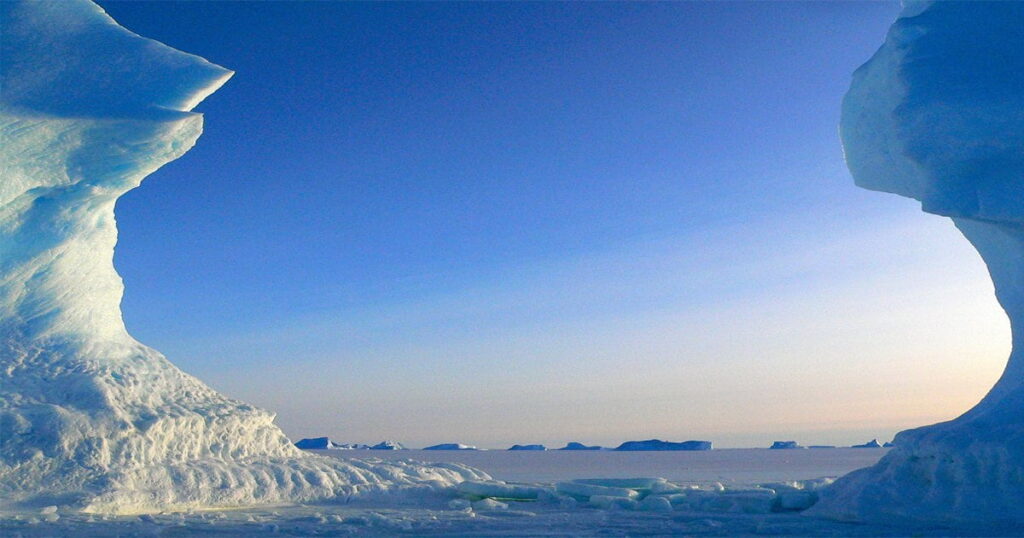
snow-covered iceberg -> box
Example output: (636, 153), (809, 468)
(809, 1), (1024, 527)
(0, 0), (486, 514)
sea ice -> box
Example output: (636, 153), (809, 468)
(0, 0), (486, 514)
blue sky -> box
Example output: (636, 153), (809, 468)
(98, 1), (1008, 448)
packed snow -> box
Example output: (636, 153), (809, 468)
(807, 0), (1024, 528)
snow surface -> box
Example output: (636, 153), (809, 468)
(2, 450), (1013, 536)
(808, 0), (1024, 527)
(0, 0), (484, 514)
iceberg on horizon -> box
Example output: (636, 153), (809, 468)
(0, 0), (485, 514)
(558, 442), (603, 451)
(614, 439), (712, 451)
(423, 443), (478, 451)
(508, 444), (547, 451)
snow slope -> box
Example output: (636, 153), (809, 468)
(0, 0), (485, 514)
(809, 1), (1024, 526)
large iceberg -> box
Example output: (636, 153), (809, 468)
(0, 0), (485, 514)
(809, 1), (1024, 526)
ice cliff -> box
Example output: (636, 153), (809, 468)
(0, 0), (485, 514)
(809, 1), (1024, 527)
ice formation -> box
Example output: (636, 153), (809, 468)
(614, 439), (712, 451)
(0, 0), (486, 514)
(809, 1), (1024, 526)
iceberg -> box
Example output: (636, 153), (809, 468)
(849, 439), (882, 449)
(614, 439), (712, 451)
(0, 0), (486, 514)
(508, 444), (547, 451)
(809, 1), (1024, 527)
(769, 441), (806, 450)
(370, 440), (407, 450)
(294, 437), (357, 450)
(423, 443), (478, 451)
(557, 442), (602, 451)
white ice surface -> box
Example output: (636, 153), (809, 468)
(3, 449), (1014, 536)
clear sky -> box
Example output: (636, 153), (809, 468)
(97, 1), (1009, 449)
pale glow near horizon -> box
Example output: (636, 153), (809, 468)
(187, 203), (1009, 449)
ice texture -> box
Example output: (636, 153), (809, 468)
(0, 0), (486, 514)
(808, 1), (1024, 526)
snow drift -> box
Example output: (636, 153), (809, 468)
(0, 0), (486, 514)
(809, 1), (1024, 526)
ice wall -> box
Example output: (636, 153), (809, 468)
(809, 1), (1024, 526)
(0, 0), (485, 514)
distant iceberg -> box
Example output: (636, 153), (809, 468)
(295, 437), (340, 450)
(769, 441), (806, 450)
(558, 442), (603, 451)
(370, 440), (407, 450)
(614, 439), (712, 451)
(423, 443), (478, 451)
(849, 439), (882, 449)
(508, 444), (547, 451)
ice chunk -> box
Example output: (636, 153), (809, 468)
(849, 439), (882, 448)
(769, 441), (805, 450)
(456, 481), (544, 500)
(572, 478), (668, 490)
(471, 498), (509, 511)
(555, 482), (640, 500)
(638, 496), (673, 512)
(588, 496), (639, 510)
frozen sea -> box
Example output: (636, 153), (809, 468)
(321, 447), (890, 486)
(10, 446), (1012, 537)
